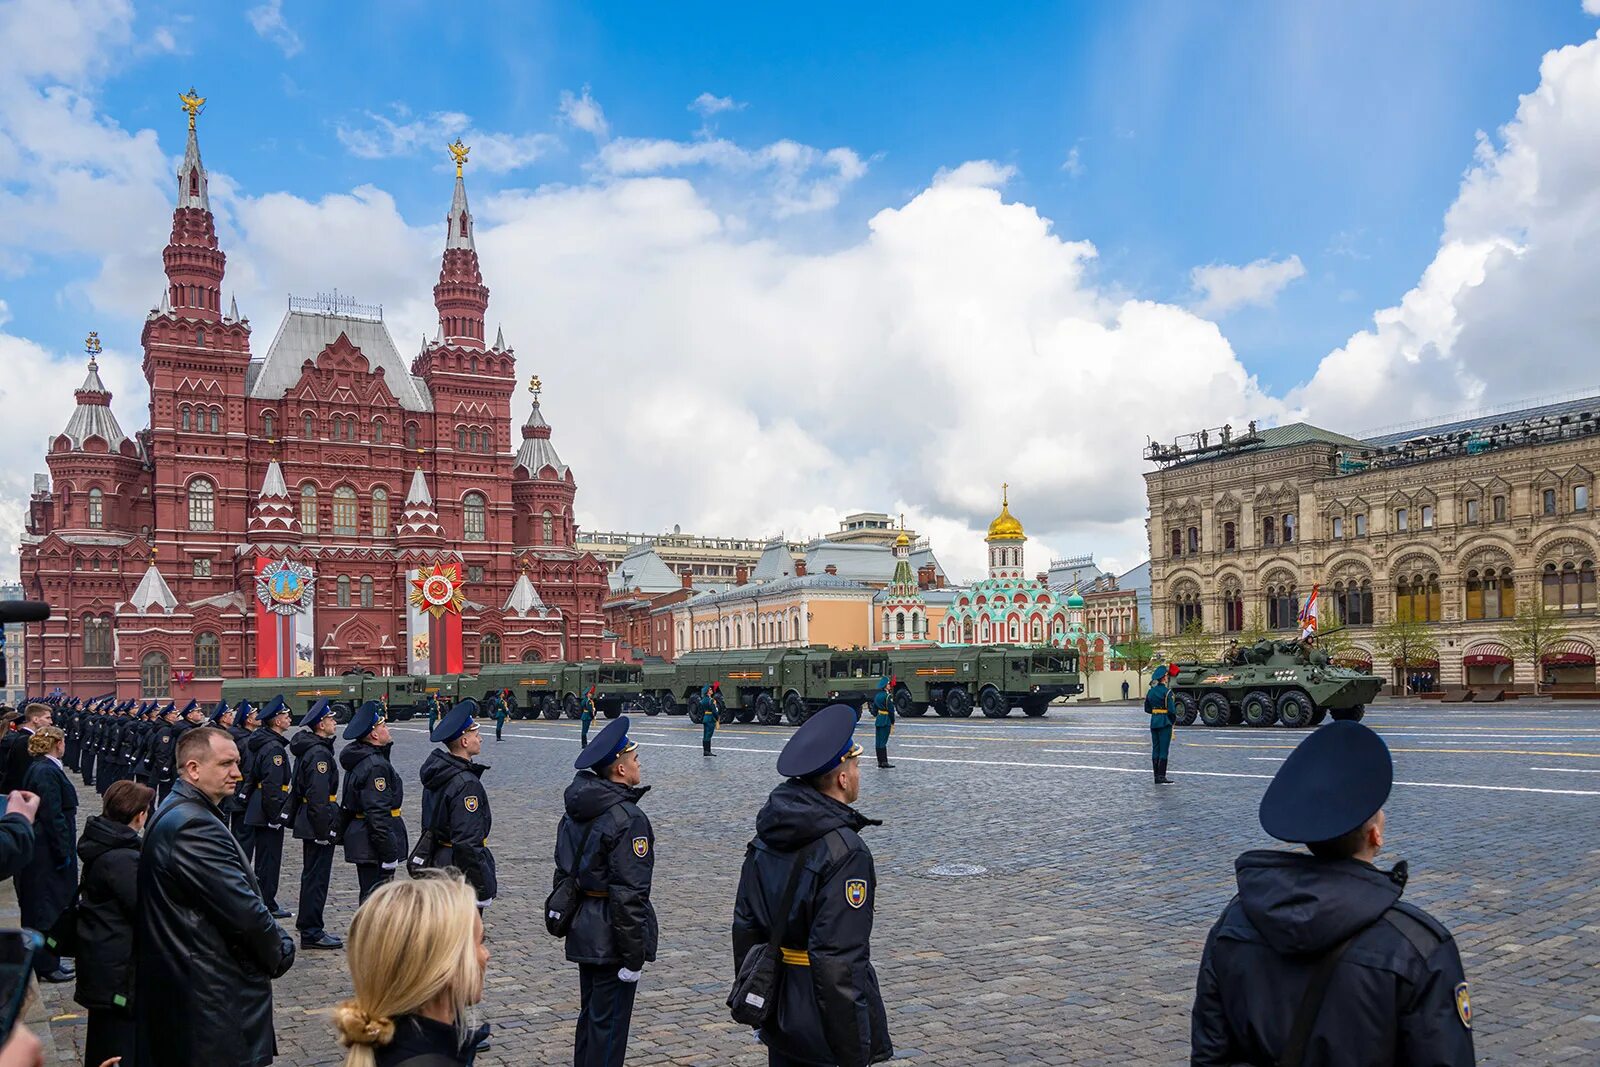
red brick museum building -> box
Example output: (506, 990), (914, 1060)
(20, 106), (609, 700)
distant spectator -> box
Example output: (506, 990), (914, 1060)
(334, 870), (491, 1067)
(18, 725), (76, 982)
(135, 726), (295, 1067)
(0, 788), (39, 881)
(2, 703), (53, 793)
(1122, 679), (1130, 701)
(76, 779), (155, 1067)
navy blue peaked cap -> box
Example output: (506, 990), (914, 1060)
(431, 698), (479, 744)
(343, 699), (386, 740)
(1260, 720), (1393, 844)
(777, 703), (863, 779)
(576, 716), (635, 771)
(299, 698), (332, 730)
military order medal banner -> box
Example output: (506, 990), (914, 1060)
(254, 557), (317, 678)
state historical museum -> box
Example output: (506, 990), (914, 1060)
(20, 98), (609, 700)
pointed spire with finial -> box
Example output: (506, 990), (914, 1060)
(176, 87), (209, 211)
(246, 459), (300, 542)
(515, 373), (569, 478)
(224, 293), (240, 324)
(395, 468), (445, 543)
(164, 87), (226, 322)
(432, 138), (489, 347)
(60, 330), (128, 451)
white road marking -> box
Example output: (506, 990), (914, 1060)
(1530, 767), (1600, 774)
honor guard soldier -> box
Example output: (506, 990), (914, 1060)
(288, 699), (343, 949)
(231, 701), (261, 856)
(420, 700), (496, 907)
(340, 700), (408, 903)
(180, 698), (207, 731)
(151, 701), (183, 799)
(1190, 721), (1475, 1067)
(1145, 665), (1177, 785)
(556, 717), (656, 1067)
(871, 676), (896, 769)
(579, 685), (597, 748)
(79, 703), (100, 788)
(425, 691), (442, 733)
(732, 703), (892, 1067)
(697, 683), (721, 756)
(493, 688), (512, 742)
(246, 696), (294, 918)
(61, 700), (80, 773)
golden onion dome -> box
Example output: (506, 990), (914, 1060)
(894, 529), (911, 548)
(986, 483), (1026, 542)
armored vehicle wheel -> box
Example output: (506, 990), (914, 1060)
(1171, 692), (1198, 726)
(1022, 698), (1050, 717)
(688, 702), (703, 725)
(753, 692), (781, 726)
(979, 688), (1009, 718)
(541, 695), (561, 720)
(782, 692), (807, 725)
(1310, 705), (1329, 725)
(735, 706), (755, 724)
(1329, 703), (1364, 723)
(332, 702), (353, 724)
(899, 701), (928, 717)
(1276, 690), (1315, 728)
(564, 695), (581, 719)
(1198, 693), (1229, 728)
(1241, 690), (1277, 728)
(945, 688), (974, 718)
(892, 687), (917, 717)
(642, 694), (661, 716)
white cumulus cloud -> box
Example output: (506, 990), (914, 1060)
(690, 92), (745, 117)
(1190, 254), (1306, 317)
(598, 136), (868, 217)
(558, 86), (610, 140)
(334, 108), (555, 173)
(246, 0), (301, 58)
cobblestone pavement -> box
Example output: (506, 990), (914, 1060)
(33, 702), (1600, 1065)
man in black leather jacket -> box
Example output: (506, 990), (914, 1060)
(555, 716), (656, 1067)
(1190, 721), (1475, 1066)
(732, 703), (892, 1067)
(134, 726), (295, 1067)
(420, 699), (496, 906)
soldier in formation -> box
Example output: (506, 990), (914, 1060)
(231, 700), (261, 856)
(871, 675), (896, 769)
(246, 696), (295, 919)
(289, 698), (343, 950)
(420, 700), (497, 906)
(340, 700), (409, 903)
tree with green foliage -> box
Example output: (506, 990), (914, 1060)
(1313, 599), (1356, 663)
(1373, 616), (1438, 694)
(1167, 619), (1216, 664)
(1112, 615), (1159, 691)
(1501, 599), (1569, 695)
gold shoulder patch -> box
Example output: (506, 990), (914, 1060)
(1454, 982), (1471, 1030)
(464, 795), (479, 813)
(374, 776), (386, 792)
(316, 760), (329, 774)
(632, 836), (649, 857)
(845, 878), (868, 909)
(273, 754), (284, 766)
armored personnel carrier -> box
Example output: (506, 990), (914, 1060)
(1167, 635), (1383, 728)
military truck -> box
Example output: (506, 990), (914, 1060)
(887, 646), (1082, 718)
(219, 673), (459, 723)
(472, 661), (643, 720)
(1167, 636), (1382, 728)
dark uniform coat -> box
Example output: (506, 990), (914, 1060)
(73, 814), (141, 1011)
(0, 810), (35, 881)
(552, 773), (656, 970)
(1190, 850), (1475, 1066)
(419, 751), (496, 902)
(1, 726), (36, 793)
(288, 731), (339, 843)
(244, 731), (291, 828)
(17, 755), (78, 936)
(339, 740), (408, 866)
(226, 724), (255, 819)
(149, 721), (181, 787)
(732, 779), (891, 1067)
(135, 781), (295, 1067)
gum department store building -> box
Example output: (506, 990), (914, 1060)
(20, 99), (608, 700)
(1145, 405), (1600, 689)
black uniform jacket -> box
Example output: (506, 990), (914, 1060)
(288, 731), (340, 843)
(18, 756), (78, 932)
(419, 748), (450, 829)
(552, 772), (656, 970)
(1, 727), (35, 793)
(245, 730), (292, 828)
(419, 750), (496, 901)
(73, 814), (141, 1011)
(226, 725), (254, 815)
(0, 811), (34, 881)
(134, 780), (295, 1067)
(732, 780), (891, 1067)
(339, 740), (408, 866)
(1191, 849), (1475, 1067)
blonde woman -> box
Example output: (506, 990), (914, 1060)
(334, 869), (491, 1066)
(19, 725), (77, 982)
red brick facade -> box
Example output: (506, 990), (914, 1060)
(20, 117), (609, 700)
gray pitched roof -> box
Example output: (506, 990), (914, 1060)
(247, 310), (430, 412)
(514, 401), (569, 478)
(612, 546), (682, 594)
(688, 573), (869, 608)
(60, 362), (129, 452)
(446, 174), (475, 250)
(1362, 393), (1600, 447)
(751, 537), (796, 582)
(1047, 556), (1109, 594)
(129, 564), (179, 614)
(803, 541), (896, 583)
(908, 545), (946, 583)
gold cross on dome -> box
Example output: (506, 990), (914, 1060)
(529, 374), (542, 400)
(179, 88), (205, 130)
(448, 139), (471, 177)
(1002, 482), (1009, 507)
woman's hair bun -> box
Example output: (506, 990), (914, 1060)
(333, 1001), (395, 1048)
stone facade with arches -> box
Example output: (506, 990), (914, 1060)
(1147, 409), (1600, 689)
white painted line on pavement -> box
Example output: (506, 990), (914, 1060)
(1529, 767), (1600, 774)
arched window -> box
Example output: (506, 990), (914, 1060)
(1282, 514), (1295, 544)
(336, 575), (351, 608)
(895, 612), (906, 638)
(1335, 578), (1374, 625)
(1223, 521), (1236, 550)
(87, 487), (104, 529)
(209, 407), (221, 433)
(195, 631), (221, 677)
(332, 486), (358, 536)
(371, 487), (389, 536)
(1262, 516), (1276, 546)
(1030, 618), (1042, 642)
(360, 575), (374, 608)
(1543, 489), (1558, 516)
(1222, 588), (1244, 632)
(405, 422), (418, 449)
(303, 412), (315, 438)
(300, 484), (318, 534)
(521, 648), (542, 663)
(1543, 560), (1595, 611)
(1332, 516), (1343, 540)
(463, 492), (487, 542)
(479, 633), (502, 665)
(1266, 583), (1299, 630)
(83, 615), (113, 667)
(1396, 573), (1442, 622)
(372, 419), (384, 445)
(1170, 529), (1182, 557)
(1187, 526), (1199, 553)
(541, 509), (554, 545)
(1465, 568), (1514, 620)
(263, 411), (275, 438)
(180, 405), (192, 432)
(1421, 505), (1434, 529)
(187, 477), (215, 531)
(197, 326), (206, 345)
(141, 651), (170, 698)
(457, 426), (467, 451)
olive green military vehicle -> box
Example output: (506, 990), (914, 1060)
(1167, 636), (1382, 729)
(885, 646), (1081, 718)
(472, 661), (642, 720)
(219, 673), (461, 723)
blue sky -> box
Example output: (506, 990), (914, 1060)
(4, 0), (1600, 580)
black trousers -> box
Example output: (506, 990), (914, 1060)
(156, 778), (175, 802)
(85, 1006), (136, 1067)
(231, 810), (257, 860)
(575, 963), (637, 1067)
(297, 840), (335, 936)
(81, 751), (95, 786)
(252, 825), (284, 910)
(355, 862), (393, 904)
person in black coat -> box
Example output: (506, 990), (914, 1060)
(3, 702), (53, 793)
(555, 718), (656, 1067)
(134, 726), (295, 1067)
(731, 704), (892, 1067)
(75, 779), (156, 1067)
(18, 725), (78, 983)
(245, 697), (294, 918)
(148, 702), (182, 799)
(230, 701), (260, 858)
(419, 701), (496, 906)
(1190, 722), (1474, 1066)
(340, 701), (408, 904)
(288, 700), (342, 949)
(0, 788), (38, 882)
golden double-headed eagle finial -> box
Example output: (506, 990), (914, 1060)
(529, 374), (542, 400)
(448, 139), (470, 177)
(85, 331), (102, 356)
(179, 88), (205, 130)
